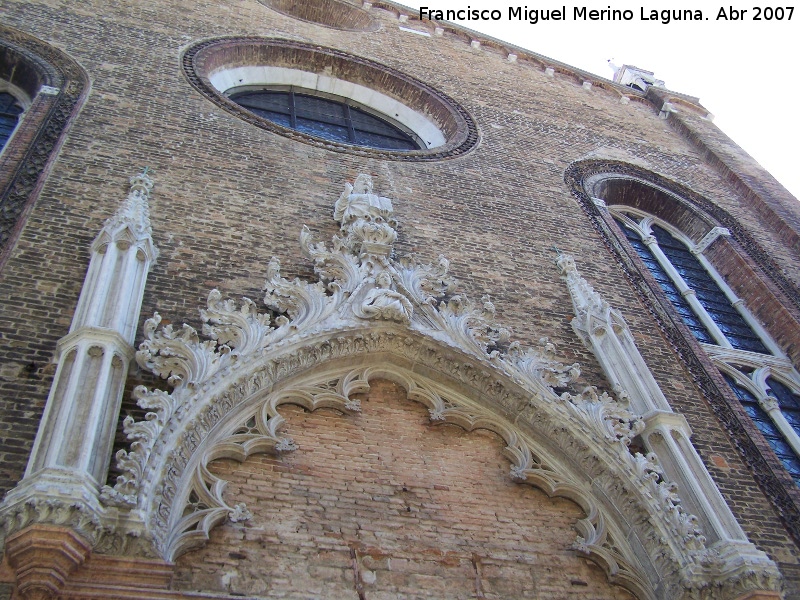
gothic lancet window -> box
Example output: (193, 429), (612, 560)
(611, 207), (800, 487)
(722, 371), (800, 486)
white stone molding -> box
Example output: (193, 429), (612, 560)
(591, 196), (607, 209)
(557, 254), (779, 593)
(690, 226), (730, 255)
(0, 171), (158, 550)
(557, 253), (671, 415)
(99, 176), (779, 599)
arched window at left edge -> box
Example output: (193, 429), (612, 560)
(0, 84), (29, 153)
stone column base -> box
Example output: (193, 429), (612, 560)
(5, 525), (91, 600)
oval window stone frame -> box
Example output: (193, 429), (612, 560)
(182, 38), (479, 161)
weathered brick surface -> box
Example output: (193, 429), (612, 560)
(173, 380), (633, 599)
(0, 0), (799, 596)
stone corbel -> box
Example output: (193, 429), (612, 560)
(690, 226), (730, 255)
(5, 525), (91, 600)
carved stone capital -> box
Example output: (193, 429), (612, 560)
(640, 410), (692, 438)
(5, 525), (91, 600)
(758, 396), (779, 413)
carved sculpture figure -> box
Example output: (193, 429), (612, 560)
(360, 270), (414, 323)
(334, 173), (395, 225)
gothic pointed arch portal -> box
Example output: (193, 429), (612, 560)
(106, 175), (780, 599)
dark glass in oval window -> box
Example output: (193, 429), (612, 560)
(229, 90), (421, 151)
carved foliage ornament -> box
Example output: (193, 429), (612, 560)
(104, 175), (775, 599)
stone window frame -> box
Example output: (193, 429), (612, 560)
(220, 74), (442, 150)
(565, 159), (800, 546)
(610, 205), (800, 485)
(717, 363), (800, 483)
(610, 206), (781, 355)
(181, 38), (479, 162)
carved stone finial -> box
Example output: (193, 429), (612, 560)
(102, 170), (155, 239)
(129, 169), (154, 196)
(333, 174), (397, 258)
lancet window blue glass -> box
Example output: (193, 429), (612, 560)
(724, 374), (800, 487)
(767, 377), (800, 434)
(614, 218), (715, 343)
(0, 92), (23, 150)
(229, 89), (420, 151)
(649, 225), (769, 354)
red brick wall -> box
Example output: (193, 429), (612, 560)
(173, 380), (633, 599)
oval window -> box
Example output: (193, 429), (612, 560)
(182, 39), (479, 160)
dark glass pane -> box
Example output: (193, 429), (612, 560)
(0, 92), (23, 150)
(616, 219), (715, 344)
(232, 91), (291, 114)
(354, 130), (417, 150)
(724, 374), (800, 487)
(766, 377), (800, 441)
(258, 111), (292, 128)
(651, 225), (770, 354)
(295, 117), (349, 142)
(350, 106), (411, 140)
(767, 378), (800, 410)
(294, 94), (348, 127)
(229, 89), (420, 151)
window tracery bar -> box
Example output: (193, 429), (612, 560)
(724, 374), (800, 486)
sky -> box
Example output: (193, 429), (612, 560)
(396, 1), (800, 200)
